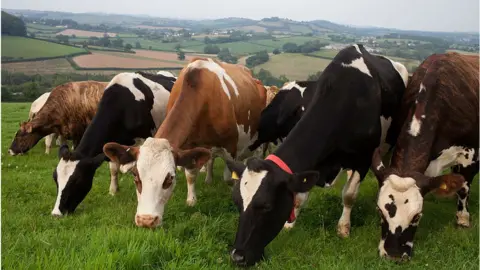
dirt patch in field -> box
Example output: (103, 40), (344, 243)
(1, 59), (119, 75)
(73, 52), (184, 68)
(56, 29), (117, 37)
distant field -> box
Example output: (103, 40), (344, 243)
(233, 25), (268, 33)
(254, 53), (332, 80)
(311, 49), (340, 59)
(131, 25), (187, 31)
(56, 29), (117, 37)
(289, 25), (312, 34)
(73, 51), (187, 68)
(0, 58), (121, 75)
(26, 23), (63, 32)
(1, 36), (86, 60)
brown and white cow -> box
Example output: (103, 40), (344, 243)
(9, 81), (108, 154)
(27, 92), (67, 154)
(103, 57), (267, 228)
(371, 52), (479, 261)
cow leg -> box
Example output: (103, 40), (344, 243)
(283, 192), (309, 229)
(44, 134), (54, 154)
(337, 169), (366, 238)
(185, 168), (199, 206)
(204, 158), (215, 184)
(109, 161), (120, 195)
(454, 162), (478, 227)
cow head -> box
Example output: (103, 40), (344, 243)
(103, 137), (210, 228)
(226, 157), (320, 267)
(371, 148), (465, 261)
(248, 85), (305, 152)
(51, 145), (106, 216)
(8, 121), (44, 155)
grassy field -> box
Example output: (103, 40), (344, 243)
(1, 36), (86, 60)
(255, 53), (332, 80)
(1, 103), (478, 269)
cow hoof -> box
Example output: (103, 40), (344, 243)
(283, 221), (295, 230)
(456, 212), (470, 228)
(186, 198), (197, 206)
(337, 224), (350, 238)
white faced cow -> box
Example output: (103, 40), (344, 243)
(51, 72), (175, 216)
(226, 44), (409, 266)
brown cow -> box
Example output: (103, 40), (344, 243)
(370, 52), (479, 261)
(9, 81), (108, 154)
(103, 57), (267, 228)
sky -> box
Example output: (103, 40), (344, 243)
(2, 0), (479, 33)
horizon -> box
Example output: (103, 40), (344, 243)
(2, 0), (479, 33)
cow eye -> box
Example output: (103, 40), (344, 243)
(162, 173), (174, 189)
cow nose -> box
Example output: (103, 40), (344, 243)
(230, 249), (245, 265)
(135, 214), (160, 228)
(8, 149), (16, 156)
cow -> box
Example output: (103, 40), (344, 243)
(28, 92), (67, 154)
(157, 70), (177, 78)
(9, 81), (108, 156)
(102, 57), (267, 229)
(225, 44), (409, 266)
(370, 52), (479, 261)
(50, 72), (175, 216)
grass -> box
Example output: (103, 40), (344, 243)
(1, 36), (86, 60)
(1, 103), (478, 270)
(255, 53), (332, 80)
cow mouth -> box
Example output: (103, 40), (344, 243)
(8, 149), (23, 156)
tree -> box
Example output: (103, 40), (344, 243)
(174, 44), (181, 50)
(112, 38), (124, 48)
(23, 82), (41, 101)
(282, 42), (298, 53)
(124, 43), (133, 51)
(217, 48), (237, 64)
(135, 41), (142, 49)
(71, 34), (76, 39)
(307, 71), (322, 81)
(177, 50), (185, 60)
(272, 48), (281, 55)
(29, 33), (36, 38)
(56, 34), (70, 44)
(1, 11), (27, 36)
(246, 50), (269, 68)
(204, 44), (220, 54)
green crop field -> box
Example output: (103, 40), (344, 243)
(1, 103), (478, 270)
(255, 53), (332, 80)
(1, 37), (86, 60)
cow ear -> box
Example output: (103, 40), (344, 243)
(371, 147), (386, 185)
(103, 142), (139, 173)
(287, 171), (319, 193)
(419, 173), (465, 196)
(174, 147), (211, 170)
(225, 160), (246, 181)
(58, 144), (70, 160)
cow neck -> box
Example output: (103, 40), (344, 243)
(265, 154), (296, 223)
(155, 90), (202, 149)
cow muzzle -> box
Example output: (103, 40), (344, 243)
(135, 214), (160, 228)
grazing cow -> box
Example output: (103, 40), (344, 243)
(28, 92), (67, 154)
(51, 72), (174, 216)
(370, 52), (479, 261)
(9, 81), (108, 155)
(225, 44), (409, 266)
(103, 57), (267, 228)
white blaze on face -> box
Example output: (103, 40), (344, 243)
(240, 169), (268, 211)
(187, 58), (239, 99)
(135, 138), (176, 219)
(425, 146), (476, 177)
(378, 174), (423, 233)
(341, 57), (372, 77)
(51, 159), (79, 215)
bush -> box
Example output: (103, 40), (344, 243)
(217, 48), (237, 64)
(246, 50), (269, 67)
(204, 44), (221, 54)
(273, 48), (281, 55)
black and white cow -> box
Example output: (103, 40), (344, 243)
(51, 71), (175, 216)
(226, 44), (409, 266)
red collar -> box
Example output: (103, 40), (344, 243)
(265, 154), (296, 223)
(266, 154), (293, 174)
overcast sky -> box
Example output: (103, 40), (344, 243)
(2, 0), (479, 32)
